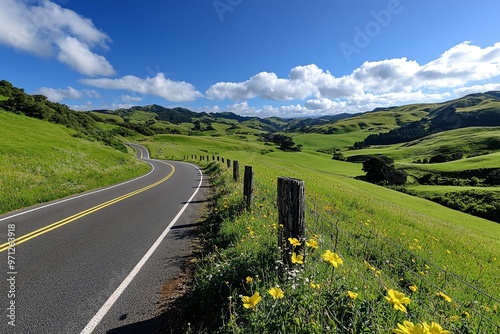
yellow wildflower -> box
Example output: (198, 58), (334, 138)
(409, 284), (417, 292)
(310, 283), (321, 289)
(391, 321), (426, 334)
(425, 322), (451, 334)
(241, 292), (261, 309)
(291, 252), (303, 264)
(306, 238), (319, 249)
(267, 287), (284, 300)
(347, 290), (358, 299)
(245, 276), (253, 284)
(288, 237), (301, 247)
(321, 250), (343, 268)
(436, 291), (452, 303)
(385, 289), (411, 313)
(461, 311), (470, 318)
(363, 260), (376, 271)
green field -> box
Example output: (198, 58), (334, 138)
(0, 110), (149, 215)
(142, 132), (500, 332)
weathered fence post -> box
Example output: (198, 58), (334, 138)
(277, 177), (306, 267)
(243, 166), (254, 210)
(227, 159), (231, 168)
(233, 160), (240, 181)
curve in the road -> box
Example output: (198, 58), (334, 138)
(0, 160), (175, 253)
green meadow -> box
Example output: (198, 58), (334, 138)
(0, 110), (149, 215)
(142, 131), (500, 333)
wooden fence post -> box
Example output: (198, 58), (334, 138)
(244, 166), (254, 210)
(277, 177), (306, 267)
(227, 159), (231, 168)
(233, 160), (240, 181)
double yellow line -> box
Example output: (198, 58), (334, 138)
(0, 163), (175, 253)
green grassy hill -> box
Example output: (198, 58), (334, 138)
(0, 110), (148, 215)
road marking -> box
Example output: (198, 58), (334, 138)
(0, 145), (154, 224)
(0, 163), (175, 253)
(80, 163), (203, 334)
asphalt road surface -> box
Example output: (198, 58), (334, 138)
(0, 144), (207, 333)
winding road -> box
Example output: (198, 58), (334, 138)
(0, 144), (207, 333)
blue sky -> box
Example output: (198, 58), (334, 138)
(1, 0), (500, 117)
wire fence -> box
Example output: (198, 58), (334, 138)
(191, 155), (500, 333)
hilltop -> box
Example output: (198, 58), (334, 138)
(89, 91), (500, 147)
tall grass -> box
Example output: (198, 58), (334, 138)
(0, 110), (149, 215)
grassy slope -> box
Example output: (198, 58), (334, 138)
(0, 110), (149, 215)
(344, 127), (500, 162)
(144, 132), (500, 331)
(144, 134), (500, 273)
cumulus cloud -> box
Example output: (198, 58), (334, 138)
(70, 101), (134, 112)
(205, 42), (500, 115)
(56, 36), (114, 76)
(121, 95), (142, 102)
(454, 83), (500, 96)
(0, 0), (114, 76)
(80, 73), (203, 102)
(37, 86), (82, 102)
(37, 86), (101, 102)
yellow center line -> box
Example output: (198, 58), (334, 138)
(0, 162), (175, 253)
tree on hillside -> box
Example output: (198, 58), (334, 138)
(332, 149), (346, 161)
(485, 169), (500, 185)
(362, 156), (407, 185)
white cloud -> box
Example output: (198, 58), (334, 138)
(121, 95), (142, 102)
(0, 0), (114, 76)
(69, 101), (134, 111)
(80, 73), (203, 102)
(205, 42), (500, 116)
(37, 86), (82, 102)
(37, 86), (101, 102)
(56, 36), (114, 76)
(305, 98), (347, 111)
(83, 90), (101, 99)
(454, 83), (500, 96)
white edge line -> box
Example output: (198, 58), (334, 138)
(79, 163), (203, 334)
(0, 145), (153, 223)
